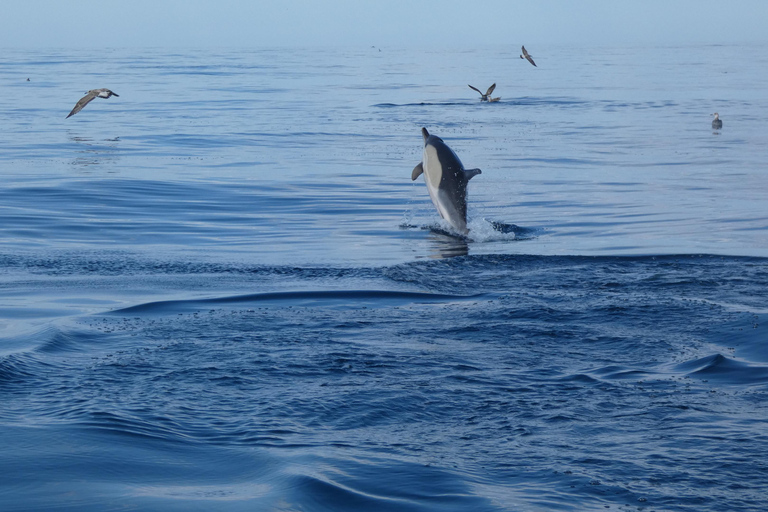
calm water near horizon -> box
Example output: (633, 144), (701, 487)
(1, 44), (767, 511)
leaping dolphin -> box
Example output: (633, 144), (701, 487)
(66, 88), (119, 118)
(411, 128), (481, 235)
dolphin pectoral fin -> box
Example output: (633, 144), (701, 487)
(464, 168), (482, 180)
(411, 162), (424, 181)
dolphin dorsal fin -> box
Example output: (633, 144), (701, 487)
(411, 162), (424, 181)
(464, 168), (481, 180)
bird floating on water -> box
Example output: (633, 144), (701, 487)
(66, 88), (119, 118)
(468, 83), (496, 101)
(711, 112), (722, 130)
(520, 46), (536, 67)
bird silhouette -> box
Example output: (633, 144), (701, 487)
(468, 83), (496, 101)
(520, 46), (537, 67)
(66, 88), (119, 118)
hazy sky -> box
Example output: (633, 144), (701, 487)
(2, 0), (767, 48)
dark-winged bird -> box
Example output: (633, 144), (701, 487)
(468, 83), (496, 101)
(66, 88), (119, 118)
(520, 46), (536, 67)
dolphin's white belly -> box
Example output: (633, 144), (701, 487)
(422, 145), (444, 216)
(422, 145), (466, 232)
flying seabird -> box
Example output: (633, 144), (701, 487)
(711, 113), (722, 130)
(520, 46), (537, 67)
(468, 83), (496, 102)
(66, 88), (119, 118)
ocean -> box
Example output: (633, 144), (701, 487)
(0, 44), (766, 511)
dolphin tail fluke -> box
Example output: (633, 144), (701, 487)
(411, 162), (424, 181)
(421, 127), (430, 141)
(464, 168), (482, 180)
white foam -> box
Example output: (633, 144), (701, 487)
(466, 218), (518, 243)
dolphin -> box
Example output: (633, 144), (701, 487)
(411, 127), (481, 235)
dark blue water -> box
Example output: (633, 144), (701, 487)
(1, 45), (767, 511)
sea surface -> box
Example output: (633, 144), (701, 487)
(1, 44), (767, 511)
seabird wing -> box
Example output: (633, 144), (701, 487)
(486, 83), (496, 96)
(66, 92), (97, 118)
(468, 84), (483, 96)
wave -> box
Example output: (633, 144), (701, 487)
(373, 96), (588, 108)
(281, 459), (496, 512)
(111, 289), (483, 315)
(676, 354), (768, 385)
(582, 351), (768, 387)
(0, 353), (41, 390)
(373, 101), (474, 108)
